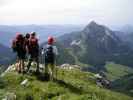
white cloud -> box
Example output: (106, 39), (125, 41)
(0, 0), (133, 25)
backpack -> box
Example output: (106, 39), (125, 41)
(12, 34), (25, 52)
(12, 40), (17, 52)
(29, 38), (38, 48)
(45, 45), (55, 63)
(29, 37), (39, 53)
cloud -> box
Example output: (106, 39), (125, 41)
(0, 0), (7, 5)
(0, 0), (133, 25)
(0, 0), (14, 6)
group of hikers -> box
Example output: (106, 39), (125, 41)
(12, 32), (58, 80)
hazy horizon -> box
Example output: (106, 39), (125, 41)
(0, 0), (133, 27)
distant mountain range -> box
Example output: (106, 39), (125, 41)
(0, 43), (15, 65)
(115, 25), (133, 48)
(0, 25), (83, 46)
(120, 25), (133, 34)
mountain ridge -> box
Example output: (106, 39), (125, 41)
(0, 63), (133, 100)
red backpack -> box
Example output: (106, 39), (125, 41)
(12, 34), (24, 52)
(29, 37), (39, 51)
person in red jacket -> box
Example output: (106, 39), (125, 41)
(27, 32), (40, 73)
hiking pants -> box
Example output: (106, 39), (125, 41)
(45, 63), (55, 80)
(27, 56), (39, 72)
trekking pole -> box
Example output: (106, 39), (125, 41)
(43, 52), (45, 72)
(55, 56), (58, 80)
(41, 48), (45, 72)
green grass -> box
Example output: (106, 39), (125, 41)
(0, 67), (133, 100)
(68, 48), (91, 68)
(104, 62), (133, 81)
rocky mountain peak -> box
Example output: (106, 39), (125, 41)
(88, 21), (98, 26)
(84, 21), (100, 30)
(82, 21), (121, 43)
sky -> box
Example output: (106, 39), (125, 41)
(0, 0), (133, 26)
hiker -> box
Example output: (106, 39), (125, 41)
(24, 33), (30, 61)
(27, 32), (40, 73)
(42, 36), (58, 81)
(12, 33), (26, 73)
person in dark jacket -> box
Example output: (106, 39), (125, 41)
(24, 33), (30, 61)
(42, 36), (58, 81)
(12, 33), (26, 73)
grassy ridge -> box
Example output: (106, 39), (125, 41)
(0, 67), (133, 100)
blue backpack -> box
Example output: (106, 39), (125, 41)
(45, 45), (55, 63)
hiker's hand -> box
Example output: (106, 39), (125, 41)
(42, 51), (44, 55)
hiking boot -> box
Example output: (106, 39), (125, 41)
(18, 70), (21, 74)
(44, 73), (50, 81)
(22, 70), (26, 74)
(26, 68), (30, 73)
(35, 70), (40, 75)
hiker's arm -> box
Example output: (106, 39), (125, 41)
(54, 46), (58, 56)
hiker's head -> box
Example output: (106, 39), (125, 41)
(25, 33), (30, 39)
(16, 33), (23, 40)
(31, 32), (36, 38)
(48, 36), (54, 45)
